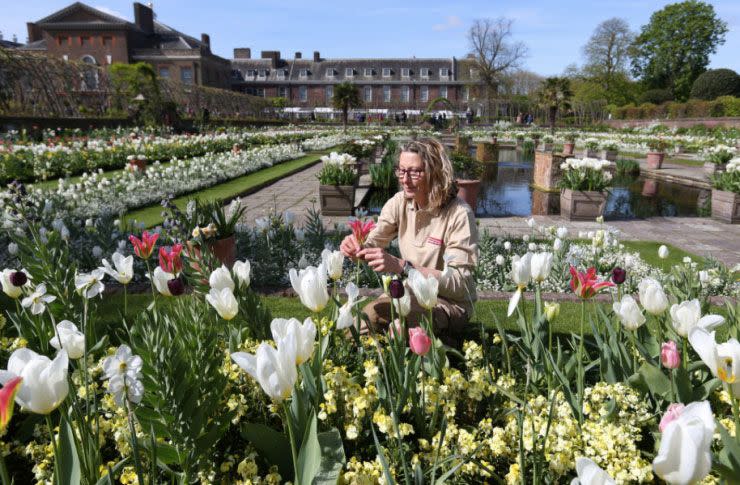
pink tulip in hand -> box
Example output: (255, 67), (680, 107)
(409, 327), (432, 356)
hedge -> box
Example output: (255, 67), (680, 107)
(610, 96), (740, 119)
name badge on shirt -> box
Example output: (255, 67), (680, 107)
(426, 236), (442, 246)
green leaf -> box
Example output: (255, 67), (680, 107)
(637, 362), (671, 397)
(58, 417), (81, 485)
(674, 366), (693, 403)
(94, 457), (129, 485)
(141, 441), (183, 465)
(313, 428), (346, 485)
(371, 424), (397, 485)
(241, 423), (292, 479)
(297, 413), (321, 485)
(717, 422), (740, 473)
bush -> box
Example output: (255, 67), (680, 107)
(690, 69), (740, 100)
(640, 88), (673, 105)
(715, 96), (740, 117)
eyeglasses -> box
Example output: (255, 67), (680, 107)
(395, 168), (424, 180)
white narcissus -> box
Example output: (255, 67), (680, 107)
(612, 295), (646, 331)
(321, 249), (345, 281)
(652, 400), (714, 485)
(231, 340), (298, 402)
(530, 252), (553, 282)
(270, 317), (316, 365)
(233, 260), (251, 288)
(569, 457), (615, 485)
(49, 320), (86, 359)
(669, 299), (725, 338)
(209, 265), (235, 292)
(21, 284), (56, 315)
(150, 266), (173, 296)
(206, 288), (239, 321)
(508, 253), (532, 317)
(75, 268), (106, 299)
(637, 278), (668, 315)
(101, 345), (144, 406)
(101, 252), (133, 285)
(336, 283), (366, 330)
(289, 264), (330, 313)
(0, 348), (69, 414)
(688, 327), (740, 397)
(407, 269), (438, 310)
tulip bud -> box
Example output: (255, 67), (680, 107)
(661, 341), (680, 369)
(409, 327), (432, 356)
(167, 277), (185, 296)
(389, 279), (405, 299)
(9, 271), (27, 287)
(658, 245), (669, 259)
(544, 302), (560, 322)
(381, 274), (392, 294)
(611, 267), (626, 285)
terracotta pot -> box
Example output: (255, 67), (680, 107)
(703, 162), (726, 179)
(128, 159), (147, 172)
(563, 142), (575, 155)
(319, 184), (355, 216)
(457, 179), (481, 212)
(646, 152), (665, 169)
(208, 235), (237, 268)
(476, 142), (496, 162)
(641, 179), (658, 197)
(560, 188), (607, 221)
(711, 189), (740, 223)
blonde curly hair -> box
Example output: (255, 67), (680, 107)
(400, 138), (458, 210)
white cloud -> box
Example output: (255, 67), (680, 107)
(432, 15), (463, 32)
(92, 6), (129, 21)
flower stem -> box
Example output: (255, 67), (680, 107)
(124, 394), (146, 485)
(0, 447), (11, 485)
(45, 415), (61, 483)
(283, 401), (300, 485)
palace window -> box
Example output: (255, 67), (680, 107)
(345, 68), (354, 77)
(440, 85), (448, 98)
(364, 86), (372, 102)
(364, 68), (373, 77)
(420, 85), (429, 101)
(325, 85), (333, 101)
(382, 68), (392, 77)
(299, 85), (308, 102)
(383, 85), (391, 102)
(401, 85), (410, 102)
(439, 68), (449, 79)
(420, 67), (430, 79)
(401, 68), (410, 78)
(181, 67), (193, 84)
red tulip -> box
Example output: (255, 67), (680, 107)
(348, 218), (376, 246)
(129, 231), (159, 259)
(409, 327), (432, 356)
(159, 243), (183, 274)
(0, 377), (22, 432)
(569, 266), (615, 299)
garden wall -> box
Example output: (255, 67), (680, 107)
(604, 117), (740, 129)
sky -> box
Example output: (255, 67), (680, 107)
(1, 0), (738, 76)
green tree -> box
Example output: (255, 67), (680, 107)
(332, 82), (361, 132)
(630, 1), (728, 101)
(109, 62), (163, 125)
(582, 18), (634, 104)
(536, 77), (573, 134)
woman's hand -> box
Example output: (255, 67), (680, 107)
(357, 247), (403, 274)
(340, 234), (361, 260)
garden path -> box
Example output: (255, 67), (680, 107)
(237, 163), (740, 267)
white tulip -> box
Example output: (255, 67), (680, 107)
(1, 269), (31, 299)
(232, 340), (298, 401)
(21, 284), (56, 315)
(209, 265), (235, 292)
(658, 245), (669, 259)
(75, 269), (105, 299)
(233, 260), (251, 288)
(321, 249), (345, 281)
(670, 299), (724, 337)
(336, 283), (365, 330)
(49, 320), (85, 359)
(637, 278), (668, 315)
(688, 327), (740, 397)
(407, 269), (438, 310)
(612, 295), (646, 331)
(530, 252), (553, 282)
(101, 252), (133, 285)
(289, 264), (330, 313)
(553, 238), (563, 251)
(271, 317), (316, 365)
(504, 241), (511, 251)
(557, 227), (568, 239)
(653, 400), (714, 485)
(526, 217), (535, 228)
(0, 348), (69, 414)
(495, 254), (505, 266)
(528, 242), (536, 251)
(508, 253), (533, 317)
(149, 266), (173, 296)
(570, 457), (615, 485)
(394, 292), (412, 317)
(206, 287), (239, 320)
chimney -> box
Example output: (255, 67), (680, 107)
(133, 2), (154, 34)
(295, 51), (302, 59)
(200, 33), (211, 52)
(313, 51), (321, 62)
(261, 50), (280, 68)
(234, 48), (251, 59)
(26, 22), (43, 43)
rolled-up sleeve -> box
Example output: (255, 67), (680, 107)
(363, 194), (400, 249)
(439, 206), (478, 304)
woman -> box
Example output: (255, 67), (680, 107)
(340, 138), (478, 340)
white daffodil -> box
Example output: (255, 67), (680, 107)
(270, 317), (316, 364)
(0, 348), (69, 414)
(670, 299), (725, 337)
(21, 284), (56, 315)
(689, 327), (740, 397)
(336, 283), (365, 330)
(209, 265), (235, 292)
(206, 287), (239, 321)
(289, 264), (330, 313)
(407, 269), (438, 310)
(101, 252), (133, 285)
(75, 269), (105, 299)
(612, 295), (646, 331)
(231, 340), (298, 402)
(49, 320), (85, 359)
(233, 260), (251, 288)
(321, 249), (345, 281)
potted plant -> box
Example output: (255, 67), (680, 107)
(559, 157), (613, 220)
(491, 131), (498, 145)
(126, 154), (147, 172)
(710, 158), (740, 223)
(601, 142), (619, 161)
(515, 133), (525, 148)
(541, 135), (554, 152)
(646, 139), (670, 169)
(703, 145), (736, 178)
(450, 150), (484, 212)
(317, 159), (358, 216)
(583, 138), (599, 158)
(531, 132), (543, 148)
(563, 133), (576, 155)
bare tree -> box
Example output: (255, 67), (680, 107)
(467, 18), (528, 121)
(582, 18), (633, 96)
(499, 69), (544, 96)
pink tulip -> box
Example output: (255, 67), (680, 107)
(129, 231), (159, 259)
(388, 319), (403, 339)
(661, 341), (681, 369)
(409, 327), (432, 356)
(659, 403), (685, 432)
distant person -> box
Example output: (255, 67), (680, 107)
(401, 111), (407, 123)
(516, 112), (523, 124)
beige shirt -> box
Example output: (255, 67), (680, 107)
(364, 191), (479, 314)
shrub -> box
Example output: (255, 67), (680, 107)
(640, 88), (673, 105)
(449, 150), (484, 180)
(615, 158), (640, 175)
(715, 96), (740, 117)
(690, 69), (740, 100)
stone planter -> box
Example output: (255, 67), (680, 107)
(703, 162), (726, 179)
(128, 159), (147, 173)
(533, 151), (566, 191)
(646, 152), (665, 169)
(319, 184), (355, 216)
(584, 149), (599, 158)
(563, 142), (575, 155)
(456, 179), (481, 212)
(476, 142), (496, 162)
(516, 139), (524, 148)
(560, 189), (607, 221)
(455, 135), (471, 153)
(539, 143), (554, 152)
(601, 150), (618, 162)
(711, 189), (740, 223)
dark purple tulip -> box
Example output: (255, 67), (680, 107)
(389, 279), (405, 299)
(9, 271), (27, 287)
(612, 267), (626, 285)
(167, 277), (185, 296)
